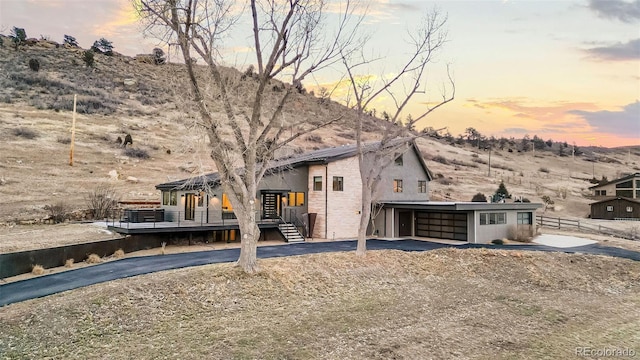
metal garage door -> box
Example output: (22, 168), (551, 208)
(415, 212), (468, 241)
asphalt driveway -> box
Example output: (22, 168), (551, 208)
(1, 239), (639, 307)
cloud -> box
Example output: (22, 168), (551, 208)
(588, 0), (640, 23)
(469, 99), (598, 123)
(504, 127), (529, 134)
(568, 101), (640, 139)
(584, 38), (640, 61)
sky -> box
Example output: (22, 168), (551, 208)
(0, 0), (638, 147)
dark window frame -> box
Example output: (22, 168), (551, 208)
(313, 176), (323, 191)
(333, 176), (344, 191)
(418, 180), (427, 193)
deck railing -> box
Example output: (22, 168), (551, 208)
(107, 210), (278, 230)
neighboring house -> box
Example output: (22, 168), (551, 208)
(590, 197), (640, 220)
(153, 141), (541, 244)
(589, 173), (640, 198)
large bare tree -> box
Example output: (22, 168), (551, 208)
(342, 9), (455, 256)
(136, 0), (362, 272)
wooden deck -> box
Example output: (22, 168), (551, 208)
(107, 219), (280, 235)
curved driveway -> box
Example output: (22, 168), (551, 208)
(1, 239), (639, 307)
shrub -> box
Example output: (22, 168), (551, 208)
(494, 181), (510, 200)
(507, 224), (534, 242)
(44, 201), (69, 224)
(10, 26), (27, 49)
(57, 136), (71, 144)
(86, 185), (120, 219)
(64, 259), (74, 268)
(515, 197), (531, 203)
(86, 254), (102, 264)
(82, 50), (94, 67)
(471, 193), (487, 202)
(124, 147), (150, 159)
(28, 58), (40, 72)
(432, 155), (449, 164)
(491, 239), (504, 245)
(305, 134), (323, 143)
(31, 264), (45, 275)
(13, 127), (39, 139)
(113, 249), (125, 258)
(152, 47), (165, 65)
(63, 34), (78, 47)
(91, 38), (113, 55)
(538, 167), (549, 173)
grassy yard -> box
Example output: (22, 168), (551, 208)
(1, 248), (639, 359)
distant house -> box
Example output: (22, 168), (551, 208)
(590, 197), (640, 220)
(589, 173), (640, 198)
(150, 141), (541, 244)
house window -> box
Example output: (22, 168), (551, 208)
(393, 179), (403, 193)
(395, 155), (403, 166)
(162, 191), (170, 205)
(288, 192), (305, 206)
(418, 180), (427, 193)
(480, 212), (506, 225)
(170, 191), (177, 206)
(595, 190), (606, 196)
(222, 194), (233, 210)
(197, 192), (205, 207)
(616, 180), (633, 188)
(313, 176), (323, 191)
(627, 206), (633, 213)
(517, 212), (532, 225)
(616, 190), (633, 197)
(606, 205), (613, 212)
(333, 176), (344, 191)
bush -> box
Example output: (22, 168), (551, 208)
(86, 254), (102, 264)
(31, 264), (45, 275)
(432, 155), (449, 165)
(44, 201), (69, 223)
(10, 26), (27, 49)
(64, 259), (74, 268)
(91, 38), (113, 55)
(538, 167), (549, 173)
(305, 134), (323, 143)
(86, 185), (120, 219)
(491, 239), (504, 245)
(471, 193), (487, 202)
(63, 34), (78, 47)
(28, 58), (40, 72)
(153, 47), (166, 65)
(57, 136), (71, 144)
(13, 127), (38, 139)
(494, 181), (510, 200)
(124, 147), (150, 159)
(113, 249), (125, 258)
(82, 50), (94, 67)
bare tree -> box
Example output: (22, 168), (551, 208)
(342, 9), (454, 256)
(136, 0), (362, 272)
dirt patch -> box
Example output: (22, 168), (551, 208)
(1, 249), (639, 359)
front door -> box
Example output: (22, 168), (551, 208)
(262, 193), (281, 219)
(398, 211), (412, 237)
(185, 193), (196, 220)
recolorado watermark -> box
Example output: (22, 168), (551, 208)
(576, 347), (636, 357)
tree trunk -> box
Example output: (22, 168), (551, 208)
(237, 205), (260, 273)
(356, 183), (373, 256)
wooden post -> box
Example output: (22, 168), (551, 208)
(69, 94), (77, 166)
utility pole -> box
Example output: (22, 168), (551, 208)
(69, 94), (76, 166)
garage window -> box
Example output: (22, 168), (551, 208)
(480, 212), (506, 225)
(606, 206), (613, 212)
(627, 206), (633, 213)
(517, 212), (532, 225)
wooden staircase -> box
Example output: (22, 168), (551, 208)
(278, 223), (305, 243)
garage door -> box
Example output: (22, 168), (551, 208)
(415, 212), (468, 241)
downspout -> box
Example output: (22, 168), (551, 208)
(325, 164), (328, 239)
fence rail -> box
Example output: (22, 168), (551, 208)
(536, 215), (637, 240)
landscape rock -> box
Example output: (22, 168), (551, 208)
(126, 176), (139, 183)
(108, 169), (120, 180)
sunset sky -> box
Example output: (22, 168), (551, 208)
(1, 0), (638, 147)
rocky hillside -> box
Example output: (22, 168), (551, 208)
(0, 38), (638, 224)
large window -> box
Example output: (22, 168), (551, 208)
(222, 194), (233, 210)
(288, 192), (305, 206)
(162, 191), (170, 205)
(616, 190), (633, 197)
(517, 212), (532, 225)
(418, 180), (427, 193)
(616, 180), (633, 188)
(170, 191), (177, 206)
(333, 176), (344, 191)
(197, 192), (205, 207)
(480, 212), (506, 225)
(313, 176), (323, 191)
(393, 179), (403, 193)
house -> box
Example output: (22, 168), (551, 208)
(589, 173), (640, 198)
(590, 197), (640, 220)
(152, 141), (541, 244)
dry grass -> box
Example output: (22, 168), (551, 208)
(1, 250), (639, 359)
(64, 259), (74, 268)
(30, 264), (45, 275)
(85, 253), (101, 264)
(113, 249), (125, 258)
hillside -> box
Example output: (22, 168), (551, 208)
(1, 39), (639, 225)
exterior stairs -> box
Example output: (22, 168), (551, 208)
(278, 223), (305, 243)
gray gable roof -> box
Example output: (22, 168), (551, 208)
(156, 139), (432, 191)
(588, 172), (640, 189)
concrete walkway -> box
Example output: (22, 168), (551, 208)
(1, 239), (639, 307)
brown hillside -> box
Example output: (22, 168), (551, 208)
(0, 40), (639, 227)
